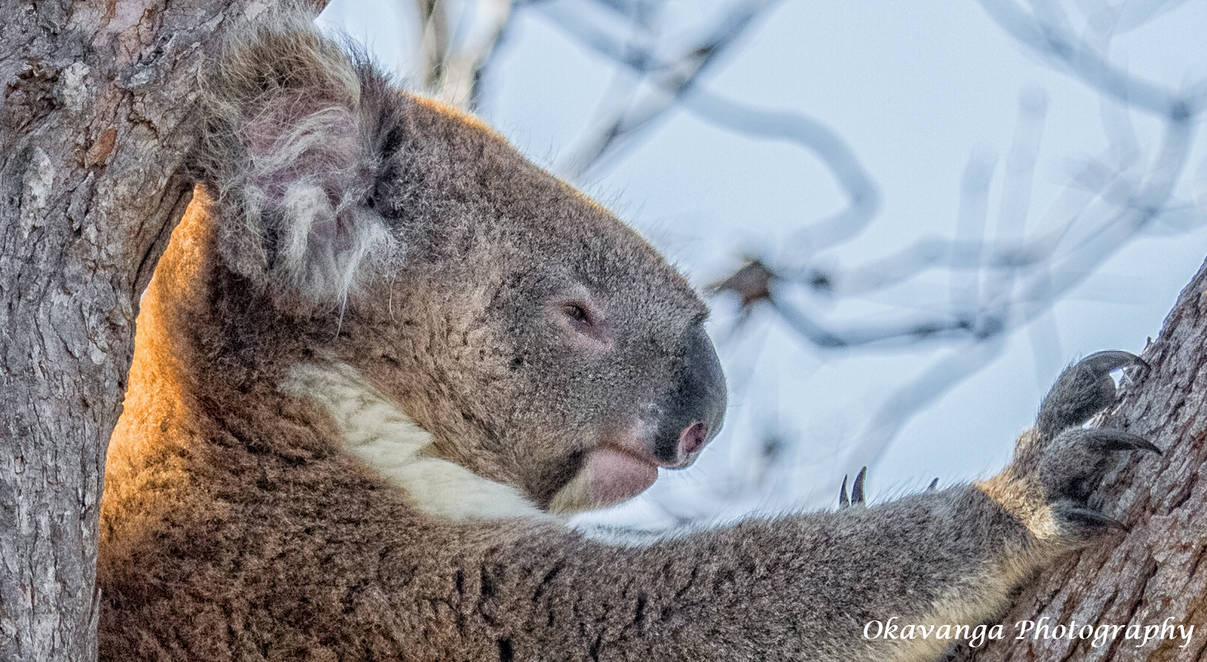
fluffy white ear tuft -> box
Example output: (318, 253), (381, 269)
(198, 9), (397, 309)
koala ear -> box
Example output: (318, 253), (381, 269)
(197, 11), (398, 309)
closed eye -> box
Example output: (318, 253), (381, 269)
(558, 299), (610, 345)
(563, 302), (592, 328)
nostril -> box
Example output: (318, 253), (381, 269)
(679, 422), (708, 458)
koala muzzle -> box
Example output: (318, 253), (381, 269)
(553, 327), (728, 511)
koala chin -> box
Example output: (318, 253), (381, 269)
(96, 6), (1159, 662)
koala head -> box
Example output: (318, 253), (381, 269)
(195, 13), (726, 514)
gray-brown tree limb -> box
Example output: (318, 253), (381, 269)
(948, 257), (1207, 661)
(0, 2), (324, 660)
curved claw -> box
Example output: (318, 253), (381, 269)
(839, 475), (850, 509)
(851, 467), (867, 505)
(1061, 506), (1130, 534)
(1087, 429), (1161, 455)
(926, 477), (939, 491)
(1080, 350), (1147, 374)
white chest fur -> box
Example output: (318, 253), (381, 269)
(280, 362), (548, 521)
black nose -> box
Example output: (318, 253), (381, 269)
(655, 326), (727, 467)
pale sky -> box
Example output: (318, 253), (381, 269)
(319, 0), (1207, 529)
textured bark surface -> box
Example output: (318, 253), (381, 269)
(0, 2), (308, 660)
(951, 258), (1207, 661)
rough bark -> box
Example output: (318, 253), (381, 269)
(0, 2), (322, 660)
(951, 258), (1207, 661)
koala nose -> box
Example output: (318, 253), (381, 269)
(655, 326), (727, 468)
(679, 422), (709, 458)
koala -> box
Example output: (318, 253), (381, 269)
(97, 8), (1158, 662)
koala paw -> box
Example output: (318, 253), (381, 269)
(987, 351), (1158, 546)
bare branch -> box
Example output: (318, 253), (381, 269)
(976, 0), (1205, 119)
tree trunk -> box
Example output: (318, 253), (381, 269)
(951, 258), (1207, 661)
(0, 2), (322, 660)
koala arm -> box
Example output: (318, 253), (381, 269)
(454, 485), (1027, 662)
(419, 352), (1155, 662)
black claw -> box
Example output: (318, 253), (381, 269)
(1089, 429), (1161, 455)
(839, 475), (850, 509)
(1080, 350), (1145, 375)
(851, 467), (867, 505)
(927, 477), (939, 491)
(1063, 507), (1130, 533)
